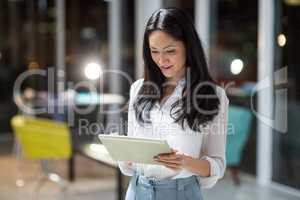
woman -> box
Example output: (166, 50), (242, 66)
(119, 7), (229, 200)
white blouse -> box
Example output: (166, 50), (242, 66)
(118, 78), (229, 189)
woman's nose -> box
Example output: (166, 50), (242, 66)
(158, 53), (168, 65)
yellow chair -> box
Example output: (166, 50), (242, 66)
(11, 115), (72, 196)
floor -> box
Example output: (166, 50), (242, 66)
(0, 154), (118, 200)
(1, 134), (300, 200)
(202, 174), (300, 200)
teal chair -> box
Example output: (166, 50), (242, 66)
(226, 105), (253, 185)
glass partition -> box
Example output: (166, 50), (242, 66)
(210, 0), (258, 175)
(272, 0), (300, 190)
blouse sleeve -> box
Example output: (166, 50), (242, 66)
(197, 87), (229, 189)
(118, 79), (143, 176)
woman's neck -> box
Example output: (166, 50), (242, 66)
(160, 77), (184, 105)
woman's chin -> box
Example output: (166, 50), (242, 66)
(162, 72), (174, 79)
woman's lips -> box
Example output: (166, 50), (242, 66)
(161, 65), (173, 70)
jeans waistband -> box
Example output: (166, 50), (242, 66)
(134, 175), (199, 191)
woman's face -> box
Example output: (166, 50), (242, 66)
(149, 30), (186, 82)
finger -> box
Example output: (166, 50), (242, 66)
(161, 162), (183, 169)
(171, 148), (178, 153)
(165, 166), (182, 171)
(153, 160), (162, 165)
(158, 154), (182, 161)
(154, 158), (183, 165)
(157, 157), (182, 164)
(154, 160), (181, 169)
(157, 152), (177, 157)
(158, 152), (180, 158)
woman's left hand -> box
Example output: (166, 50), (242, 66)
(153, 149), (192, 171)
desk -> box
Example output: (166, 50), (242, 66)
(69, 92), (125, 200)
(75, 143), (124, 200)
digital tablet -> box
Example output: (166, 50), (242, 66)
(98, 135), (172, 164)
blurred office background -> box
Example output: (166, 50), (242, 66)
(0, 0), (299, 200)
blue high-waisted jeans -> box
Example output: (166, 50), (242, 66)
(125, 175), (203, 200)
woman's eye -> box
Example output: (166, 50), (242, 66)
(166, 50), (175, 54)
(151, 51), (158, 54)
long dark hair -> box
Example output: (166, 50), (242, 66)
(134, 7), (220, 131)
